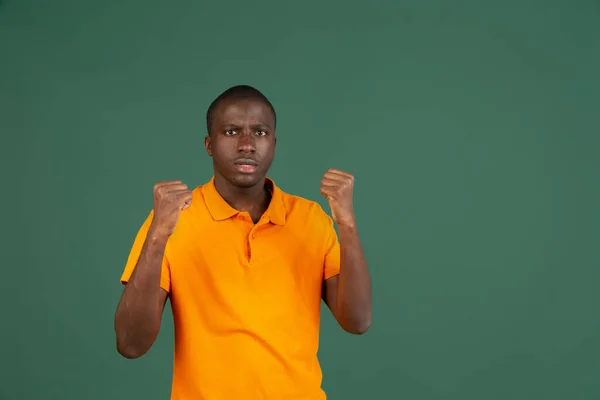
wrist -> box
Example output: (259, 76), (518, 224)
(336, 219), (357, 231)
(147, 224), (171, 243)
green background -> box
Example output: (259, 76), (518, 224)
(1, 0), (599, 399)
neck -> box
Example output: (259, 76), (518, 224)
(213, 174), (270, 214)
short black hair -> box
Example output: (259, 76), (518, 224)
(206, 85), (276, 135)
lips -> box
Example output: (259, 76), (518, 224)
(234, 158), (259, 174)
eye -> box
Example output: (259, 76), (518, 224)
(225, 129), (237, 135)
(256, 130), (267, 136)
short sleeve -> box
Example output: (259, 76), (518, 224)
(322, 209), (341, 280)
(120, 210), (171, 293)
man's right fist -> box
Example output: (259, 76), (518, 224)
(150, 180), (192, 236)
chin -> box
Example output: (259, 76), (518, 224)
(229, 174), (263, 188)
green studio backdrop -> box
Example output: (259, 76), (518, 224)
(1, 0), (599, 399)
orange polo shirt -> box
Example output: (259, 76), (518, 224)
(120, 176), (341, 400)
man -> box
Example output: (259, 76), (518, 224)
(114, 85), (372, 399)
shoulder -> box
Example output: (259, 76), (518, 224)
(184, 179), (213, 211)
(166, 180), (212, 228)
(279, 188), (334, 230)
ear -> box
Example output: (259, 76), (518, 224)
(204, 135), (212, 156)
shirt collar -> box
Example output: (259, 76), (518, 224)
(201, 176), (286, 225)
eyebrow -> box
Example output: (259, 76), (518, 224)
(220, 122), (272, 130)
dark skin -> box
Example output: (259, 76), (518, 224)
(114, 180), (190, 358)
(319, 168), (372, 334)
(204, 98), (276, 223)
(114, 97), (371, 359)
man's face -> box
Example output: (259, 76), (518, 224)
(204, 98), (276, 188)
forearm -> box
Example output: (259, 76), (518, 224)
(335, 222), (372, 334)
(114, 227), (168, 358)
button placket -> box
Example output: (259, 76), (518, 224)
(236, 213), (254, 263)
(248, 219), (268, 264)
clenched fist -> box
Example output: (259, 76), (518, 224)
(150, 180), (192, 236)
(320, 168), (356, 228)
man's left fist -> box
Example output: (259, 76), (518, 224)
(320, 168), (356, 227)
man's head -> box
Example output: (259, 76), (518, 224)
(204, 85), (277, 189)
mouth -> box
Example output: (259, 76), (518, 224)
(234, 158), (259, 174)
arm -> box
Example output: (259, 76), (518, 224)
(114, 226), (170, 359)
(320, 168), (372, 334)
(322, 222), (372, 334)
(114, 180), (192, 358)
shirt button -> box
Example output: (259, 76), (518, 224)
(251, 233), (256, 238)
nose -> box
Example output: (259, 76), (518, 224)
(237, 131), (256, 153)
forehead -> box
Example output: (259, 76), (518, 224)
(214, 98), (274, 126)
